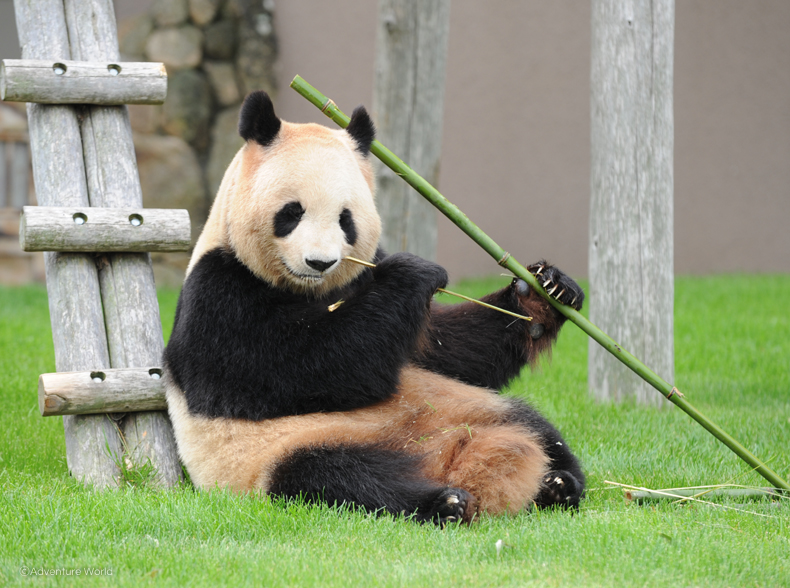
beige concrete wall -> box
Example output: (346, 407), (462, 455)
(675, 1), (790, 274)
(275, 1), (591, 278)
(3, 0), (788, 278)
(276, 0), (790, 278)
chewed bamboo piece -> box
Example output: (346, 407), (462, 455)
(290, 74), (790, 493)
(338, 256), (532, 321)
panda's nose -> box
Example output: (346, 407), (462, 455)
(305, 258), (337, 272)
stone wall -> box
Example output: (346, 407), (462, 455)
(0, 103), (42, 285)
(118, 0), (277, 285)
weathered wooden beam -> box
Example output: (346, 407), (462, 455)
(20, 206), (191, 252)
(373, 0), (450, 261)
(14, 0), (123, 488)
(589, 0), (675, 406)
(0, 59), (167, 105)
(63, 0), (181, 487)
(39, 367), (167, 416)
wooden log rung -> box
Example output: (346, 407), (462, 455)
(0, 59), (168, 105)
(39, 367), (168, 416)
(20, 206), (192, 252)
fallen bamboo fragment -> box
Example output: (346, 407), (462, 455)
(623, 487), (781, 503)
(290, 74), (790, 493)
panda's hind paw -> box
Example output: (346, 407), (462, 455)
(418, 487), (476, 526)
(527, 261), (584, 311)
(534, 470), (583, 510)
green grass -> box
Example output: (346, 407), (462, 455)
(1, 276), (789, 587)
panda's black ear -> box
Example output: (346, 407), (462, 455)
(346, 106), (375, 156)
(238, 91), (281, 146)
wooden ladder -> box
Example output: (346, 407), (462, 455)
(3, 0), (188, 487)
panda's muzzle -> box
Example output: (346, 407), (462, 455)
(305, 258), (338, 273)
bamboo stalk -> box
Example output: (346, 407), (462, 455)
(290, 74), (790, 493)
(343, 256), (532, 322)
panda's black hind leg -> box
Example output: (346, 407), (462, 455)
(504, 398), (586, 509)
(268, 444), (475, 525)
(534, 470), (584, 509)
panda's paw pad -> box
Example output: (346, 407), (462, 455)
(535, 470), (582, 509)
(426, 487), (475, 526)
(527, 261), (585, 311)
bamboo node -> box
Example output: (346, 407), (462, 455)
(667, 386), (684, 399)
(321, 98), (337, 114)
(497, 251), (511, 266)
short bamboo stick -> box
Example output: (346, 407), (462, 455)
(290, 74), (790, 493)
(343, 256), (532, 322)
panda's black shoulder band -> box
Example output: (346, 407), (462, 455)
(239, 91), (281, 146)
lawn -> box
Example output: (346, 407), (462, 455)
(1, 276), (788, 587)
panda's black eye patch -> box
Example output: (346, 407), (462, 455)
(274, 202), (305, 238)
(339, 208), (357, 245)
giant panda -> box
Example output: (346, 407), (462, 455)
(163, 91), (585, 524)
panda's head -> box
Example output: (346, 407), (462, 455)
(220, 91), (381, 296)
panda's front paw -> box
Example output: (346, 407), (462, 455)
(417, 487), (476, 526)
(376, 252), (448, 294)
(534, 470), (583, 510)
(527, 261), (584, 311)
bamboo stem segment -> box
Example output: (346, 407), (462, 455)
(291, 74), (790, 492)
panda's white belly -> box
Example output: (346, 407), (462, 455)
(165, 379), (415, 492)
(165, 366), (549, 505)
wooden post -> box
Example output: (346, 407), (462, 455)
(14, 0), (122, 487)
(373, 0), (450, 260)
(589, 0), (675, 406)
(62, 0), (181, 485)
(14, 0), (182, 486)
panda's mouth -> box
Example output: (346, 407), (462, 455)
(282, 260), (325, 283)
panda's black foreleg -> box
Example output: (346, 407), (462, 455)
(416, 261), (584, 392)
(505, 398), (585, 509)
(268, 444), (475, 525)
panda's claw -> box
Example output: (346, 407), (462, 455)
(535, 470), (583, 510)
(420, 487), (476, 526)
(527, 260), (585, 311)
